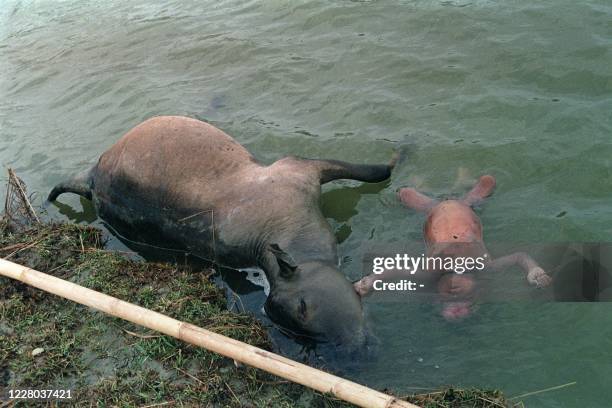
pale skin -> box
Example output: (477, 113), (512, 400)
(354, 175), (552, 318)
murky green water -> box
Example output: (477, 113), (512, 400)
(2, 0), (612, 406)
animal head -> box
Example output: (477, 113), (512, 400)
(263, 246), (367, 351)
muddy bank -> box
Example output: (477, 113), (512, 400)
(0, 218), (515, 407)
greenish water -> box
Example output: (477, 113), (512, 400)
(1, 0), (612, 406)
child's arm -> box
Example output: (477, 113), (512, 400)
(353, 268), (410, 297)
(488, 252), (552, 287)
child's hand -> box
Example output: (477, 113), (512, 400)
(354, 275), (375, 297)
(527, 267), (552, 287)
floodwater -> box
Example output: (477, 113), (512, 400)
(1, 0), (612, 406)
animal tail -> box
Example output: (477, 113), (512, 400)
(315, 146), (407, 185)
(47, 168), (94, 202)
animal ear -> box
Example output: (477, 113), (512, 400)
(269, 244), (298, 279)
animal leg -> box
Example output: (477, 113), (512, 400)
(47, 168), (94, 202)
(308, 151), (398, 184)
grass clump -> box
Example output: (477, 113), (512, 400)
(405, 387), (513, 408)
(0, 220), (518, 407)
(0, 222), (348, 406)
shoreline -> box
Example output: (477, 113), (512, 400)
(0, 217), (513, 407)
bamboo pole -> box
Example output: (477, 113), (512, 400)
(0, 258), (418, 408)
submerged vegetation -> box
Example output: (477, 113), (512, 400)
(0, 172), (517, 407)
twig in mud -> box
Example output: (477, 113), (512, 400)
(476, 396), (507, 407)
(249, 378), (291, 386)
(176, 366), (206, 388)
(138, 401), (174, 408)
(224, 380), (241, 405)
(226, 287), (243, 313)
(163, 295), (193, 310)
(123, 329), (162, 339)
(2, 239), (43, 260)
(412, 390), (444, 397)
(509, 381), (577, 400)
(4, 168), (40, 225)
(161, 351), (179, 363)
(46, 262), (69, 275)
(408, 387), (511, 408)
(0, 242), (29, 253)
(234, 291), (245, 313)
(206, 325), (258, 332)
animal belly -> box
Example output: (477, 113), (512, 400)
(94, 187), (263, 271)
(93, 187), (214, 254)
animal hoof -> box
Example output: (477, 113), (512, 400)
(527, 267), (552, 287)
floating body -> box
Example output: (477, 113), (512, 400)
(355, 175), (551, 319)
(49, 115), (396, 348)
